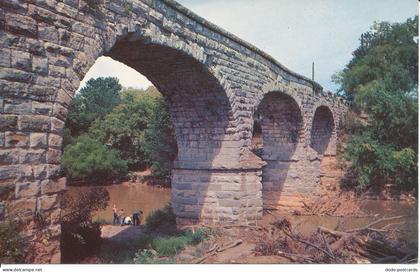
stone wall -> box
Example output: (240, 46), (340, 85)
(0, 0), (347, 263)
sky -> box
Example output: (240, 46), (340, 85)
(79, 0), (418, 92)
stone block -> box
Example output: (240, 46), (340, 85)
(0, 68), (35, 83)
(8, 197), (37, 217)
(0, 149), (19, 165)
(38, 194), (59, 211)
(32, 56), (49, 75)
(33, 164), (48, 179)
(3, 99), (32, 114)
(52, 103), (68, 120)
(30, 132), (48, 148)
(0, 115), (18, 131)
(15, 182), (40, 198)
(41, 178), (66, 195)
(5, 132), (29, 148)
(11, 50), (32, 72)
(0, 48), (11, 67)
(47, 148), (61, 164)
(38, 25), (59, 43)
(19, 115), (50, 132)
(0, 182), (16, 200)
(50, 117), (65, 134)
(19, 149), (47, 164)
(0, 165), (30, 180)
(48, 134), (63, 148)
(32, 101), (52, 115)
(5, 13), (37, 37)
(0, 133), (4, 146)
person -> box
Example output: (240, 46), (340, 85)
(112, 204), (119, 225)
(132, 209), (143, 226)
(124, 216), (133, 225)
(119, 208), (125, 226)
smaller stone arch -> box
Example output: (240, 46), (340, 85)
(252, 91), (304, 210)
(310, 105), (335, 155)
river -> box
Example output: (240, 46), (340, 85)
(67, 182), (171, 224)
(66, 182), (417, 243)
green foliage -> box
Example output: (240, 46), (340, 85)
(0, 221), (26, 263)
(62, 135), (128, 183)
(133, 249), (174, 264)
(89, 86), (177, 181)
(335, 16), (418, 191)
(64, 79), (177, 185)
(61, 187), (110, 263)
(334, 16), (418, 100)
(183, 228), (207, 245)
(67, 77), (122, 136)
(143, 94), (177, 182)
(155, 236), (189, 256)
(145, 204), (177, 234)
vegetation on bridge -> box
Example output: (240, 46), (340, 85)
(334, 16), (418, 191)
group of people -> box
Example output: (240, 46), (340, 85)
(112, 204), (143, 226)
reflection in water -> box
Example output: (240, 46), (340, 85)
(67, 182), (171, 223)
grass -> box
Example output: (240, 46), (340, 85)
(155, 236), (189, 256)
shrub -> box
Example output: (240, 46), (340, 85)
(61, 222), (102, 263)
(155, 236), (188, 256)
(184, 228), (207, 245)
(61, 187), (110, 263)
(62, 134), (128, 183)
(145, 204), (177, 234)
(0, 221), (26, 263)
(133, 249), (174, 264)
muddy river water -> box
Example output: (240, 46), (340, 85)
(67, 182), (417, 243)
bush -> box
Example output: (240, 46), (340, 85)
(145, 204), (177, 234)
(155, 236), (188, 256)
(61, 187), (110, 263)
(334, 16), (418, 192)
(0, 221), (26, 263)
(133, 249), (174, 264)
(61, 222), (102, 263)
(62, 134), (128, 183)
(184, 228), (207, 245)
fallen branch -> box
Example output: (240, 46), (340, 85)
(217, 239), (243, 252)
(346, 216), (407, 233)
(277, 250), (315, 263)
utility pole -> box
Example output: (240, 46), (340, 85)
(312, 62), (315, 81)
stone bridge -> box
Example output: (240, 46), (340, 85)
(0, 0), (347, 263)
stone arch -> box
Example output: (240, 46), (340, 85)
(310, 105), (335, 155)
(252, 92), (304, 207)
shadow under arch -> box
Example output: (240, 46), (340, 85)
(252, 92), (304, 209)
(310, 106), (335, 155)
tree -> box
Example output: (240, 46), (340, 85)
(143, 94), (178, 182)
(334, 16), (418, 191)
(61, 134), (128, 182)
(89, 86), (177, 179)
(66, 77), (122, 136)
(334, 16), (418, 100)
(61, 187), (110, 262)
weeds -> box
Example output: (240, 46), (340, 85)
(145, 204), (177, 235)
(0, 221), (26, 263)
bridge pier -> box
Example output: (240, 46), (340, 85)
(172, 167), (263, 226)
